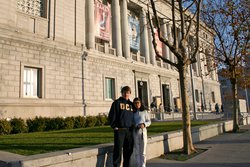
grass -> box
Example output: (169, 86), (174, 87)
(0, 120), (219, 155)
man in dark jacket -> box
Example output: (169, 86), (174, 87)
(108, 86), (134, 167)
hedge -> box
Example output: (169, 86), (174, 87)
(10, 118), (28, 134)
(0, 119), (12, 135)
(0, 114), (109, 135)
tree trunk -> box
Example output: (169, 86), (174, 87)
(231, 76), (239, 132)
(179, 65), (195, 154)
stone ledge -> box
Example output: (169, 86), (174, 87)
(7, 120), (234, 167)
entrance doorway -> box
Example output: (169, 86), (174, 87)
(162, 84), (171, 112)
(137, 81), (149, 107)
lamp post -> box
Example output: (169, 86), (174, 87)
(200, 91), (204, 112)
(190, 64), (198, 120)
(188, 37), (198, 120)
(198, 51), (207, 111)
(201, 73), (207, 110)
(244, 67), (249, 113)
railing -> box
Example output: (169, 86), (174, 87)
(16, 11), (48, 37)
(131, 53), (137, 61)
(163, 63), (169, 69)
(109, 48), (116, 56)
(140, 56), (145, 63)
(95, 43), (105, 53)
(156, 60), (161, 67)
(95, 43), (117, 56)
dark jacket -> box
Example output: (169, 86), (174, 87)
(108, 97), (134, 129)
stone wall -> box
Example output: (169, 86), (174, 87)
(0, 34), (84, 119)
(0, 0), (222, 118)
(7, 120), (234, 167)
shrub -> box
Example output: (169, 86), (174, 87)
(74, 116), (86, 128)
(0, 119), (12, 135)
(27, 117), (46, 132)
(85, 116), (97, 127)
(62, 117), (74, 129)
(96, 114), (108, 126)
(10, 118), (28, 134)
(45, 117), (64, 131)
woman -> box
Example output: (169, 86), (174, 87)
(133, 98), (151, 167)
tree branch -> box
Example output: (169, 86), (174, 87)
(149, 0), (182, 59)
(148, 13), (178, 67)
(190, 0), (202, 64)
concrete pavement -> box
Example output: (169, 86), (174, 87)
(147, 124), (250, 167)
(0, 151), (25, 167)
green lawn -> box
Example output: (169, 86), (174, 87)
(0, 120), (219, 155)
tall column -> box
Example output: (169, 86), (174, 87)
(121, 0), (130, 59)
(167, 24), (174, 69)
(148, 30), (156, 65)
(86, 0), (95, 49)
(141, 9), (150, 64)
(48, 0), (55, 39)
(148, 15), (156, 66)
(112, 0), (122, 57)
(161, 22), (169, 69)
(75, 0), (86, 47)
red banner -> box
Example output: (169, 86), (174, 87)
(95, 0), (111, 41)
(154, 28), (163, 56)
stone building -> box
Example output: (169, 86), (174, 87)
(0, 0), (221, 119)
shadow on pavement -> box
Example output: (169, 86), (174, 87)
(148, 163), (250, 167)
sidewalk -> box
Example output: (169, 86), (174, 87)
(0, 151), (25, 167)
(147, 124), (250, 167)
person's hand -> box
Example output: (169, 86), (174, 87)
(139, 123), (145, 129)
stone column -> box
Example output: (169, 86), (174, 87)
(148, 15), (156, 66)
(75, 0), (86, 47)
(167, 24), (174, 69)
(86, 0), (95, 49)
(140, 9), (150, 64)
(48, 0), (55, 39)
(161, 22), (169, 69)
(112, 0), (122, 57)
(121, 0), (130, 59)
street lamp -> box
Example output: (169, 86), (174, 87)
(198, 52), (207, 111)
(190, 64), (198, 120)
(188, 37), (198, 120)
(200, 72), (207, 110)
(200, 91), (204, 112)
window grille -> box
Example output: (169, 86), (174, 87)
(17, 0), (46, 18)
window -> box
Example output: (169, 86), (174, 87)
(17, 0), (47, 18)
(195, 89), (200, 102)
(105, 77), (115, 100)
(211, 91), (215, 103)
(23, 67), (42, 98)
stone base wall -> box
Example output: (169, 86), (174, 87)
(7, 120), (234, 167)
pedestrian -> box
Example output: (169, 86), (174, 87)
(215, 103), (219, 114)
(150, 101), (156, 113)
(159, 103), (164, 113)
(221, 104), (224, 113)
(108, 86), (134, 167)
(133, 97), (151, 167)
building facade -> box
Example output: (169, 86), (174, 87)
(219, 75), (250, 113)
(0, 0), (221, 119)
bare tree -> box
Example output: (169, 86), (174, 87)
(202, 0), (250, 132)
(146, 0), (202, 154)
